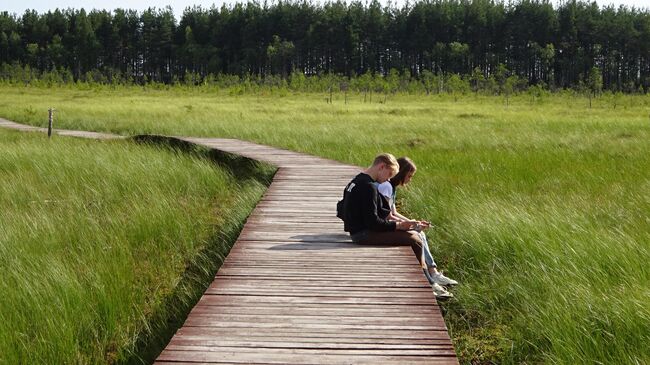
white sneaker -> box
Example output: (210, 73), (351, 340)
(432, 283), (453, 299)
(431, 271), (458, 286)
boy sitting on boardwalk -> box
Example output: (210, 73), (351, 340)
(339, 153), (453, 299)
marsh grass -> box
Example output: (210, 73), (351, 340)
(1, 85), (649, 363)
(0, 128), (272, 363)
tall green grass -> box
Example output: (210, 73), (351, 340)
(1, 85), (649, 363)
(0, 128), (272, 364)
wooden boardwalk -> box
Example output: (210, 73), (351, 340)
(1, 119), (458, 364)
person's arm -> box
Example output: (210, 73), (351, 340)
(393, 210), (415, 222)
(393, 209), (430, 228)
(387, 212), (399, 221)
(389, 201), (400, 219)
(392, 199), (429, 227)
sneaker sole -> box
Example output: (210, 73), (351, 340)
(434, 294), (453, 300)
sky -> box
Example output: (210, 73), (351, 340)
(2, 0), (648, 20)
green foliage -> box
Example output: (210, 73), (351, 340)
(469, 67), (485, 93)
(0, 61), (638, 103)
(527, 83), (551, 104)
(588, 66), (604, 96)
(445, 74), (470, 101)
(289, 69), (306, 91)
(267, 35), (295, 78)
(0, 128), (271, 363)
(0, 1), (648, 90)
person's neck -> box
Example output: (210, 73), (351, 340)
(363, 167), (379, 181)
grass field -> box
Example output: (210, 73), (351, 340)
(1, 85), (649, 364)
(0, 127), (273, 364)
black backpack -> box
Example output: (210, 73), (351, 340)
(336, 198), (345, 220)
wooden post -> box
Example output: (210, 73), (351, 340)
(47, 108), (54, 138)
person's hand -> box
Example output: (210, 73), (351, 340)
(413, 221), (427, 231)
(406, 220), (428, 231)
(397, 221), (423, 231)
(396, 221), (413, 231)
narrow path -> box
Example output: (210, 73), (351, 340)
(1, 119), (458, 364)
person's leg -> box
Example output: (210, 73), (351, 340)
(356, 230), (453, 299)
(418, 232), (436, 268)
(418, 232), (459, 286)
(357, 230), (423, 259)
(417, 231), (436, 284)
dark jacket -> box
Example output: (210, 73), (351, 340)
(341, 173), (396, 234)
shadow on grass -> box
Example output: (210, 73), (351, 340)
(121, 135), (276, 365)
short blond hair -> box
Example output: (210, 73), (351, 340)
(372, 153), (399, 173)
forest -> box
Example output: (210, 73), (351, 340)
(1, 0), (649, 92)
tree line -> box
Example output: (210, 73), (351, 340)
(1, 0), (649, 92)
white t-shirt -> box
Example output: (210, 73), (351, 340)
(377, 181), (395, 210)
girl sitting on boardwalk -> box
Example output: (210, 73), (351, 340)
(377, 157), (458, 298)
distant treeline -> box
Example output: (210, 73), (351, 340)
(1, 0), (649, 92)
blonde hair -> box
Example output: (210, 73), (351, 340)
(372, 153), (399, 173)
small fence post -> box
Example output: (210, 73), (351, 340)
(48, 108), (54, 138)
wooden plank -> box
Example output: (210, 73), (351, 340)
(228, 239), (398, 248)
(226, 240), (408, 249)
(256, 199), (339, 205)
(213, 276), (427, 285)
(257, 195), (341, 201)
(224, 247), (414, 258)
(197, 294), (436, 306)
(239, 220), (343, 228)
(181, 318), (447, 331)
(157, 350), (458, 364)
(237, 232), (353, 242)
(188, 304), (442, 317)
(182, 313), (445, 326)
(209, 280), (429, 290)
(224, 250), (415, 259)
(243, 217), (341, 223)
(174, 326), (452, 339)
(215, 267), (426, 276)
(164, 345), (457, 356)
(247, 209), (337, 215)
(216, 263), (420, 271)
(171, 335), (451, 346)
(204, 287), (435, 299)
(222, 257), (418, 264)
(238, 220), (342, 226)
(208, 277), (427, 286)
(220, 262), (420, 270)
(173, 327), (452, 341)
